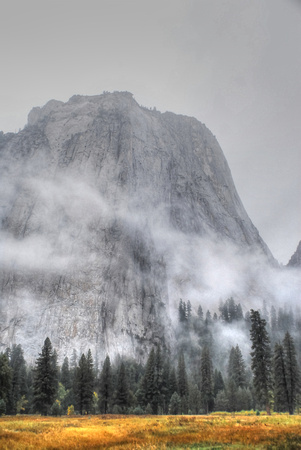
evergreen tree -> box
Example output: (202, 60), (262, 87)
(7, 344), (27, 414)
(161, 358), (171, 413)
(225, 378), (237, 412)
(236, 304), (244, 321)
(188, 382), (202, 414)
(33, 337), (58, 415)
(169, 392), (181, 414)
(115, 362), (129, 413)
(214, 389), (228, 411)
(200, 346), (214, 413)
(228, 345), (246, 388)
(75, 350), (94, 414)
(169, 367), (178, 399)
(197, 305), (204, 322)
(178, 299), (186, 323)
(141, 348), (156, 411)
(283, 332), (299, 414)
(153, 345), (164, 414)
(249, 310), (272, 414)
(205, 310), (212, 325)
(187, 300), (192, 321)
(99, 355), (112, 414)
(213, 369), (225, 397)
(273, 343), (289, 412)
(219, 300), (228, 322)
(60, 357), (71, 390)
(51, 349), (59, 394)
(227, 297), (236, 322)
(177, 350), (188, 399)
(0, 353), (12, 412)
(236, 387), (253, 411)
(270, 306), (277, 332)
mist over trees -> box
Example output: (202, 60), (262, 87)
(0, 301), (300, 416)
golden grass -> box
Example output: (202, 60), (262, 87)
(0, 413), (301, 449)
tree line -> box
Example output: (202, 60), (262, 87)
(0, 303), (300, 416)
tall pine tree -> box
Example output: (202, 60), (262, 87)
(115, 362), (129, 413)
(7, 344), (27, 414)
(283, 332), (299, 414)
(75, 350), (94, 414)
(200, 346), (214, 414)
(99, 355), (112, 414)
(273, 343), (289, 412)
(250, 310), (272, 414)
(33, 337), (58, 415)
(228, 345), (246, 388)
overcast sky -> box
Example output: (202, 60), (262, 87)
(1, 0), (300, 263)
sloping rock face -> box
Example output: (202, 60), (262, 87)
(287, 241), (301, 267)
(0, 92), (273, 360)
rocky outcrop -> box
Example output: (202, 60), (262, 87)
(0, 91), (274, 360)
(287, 241), (301, 267)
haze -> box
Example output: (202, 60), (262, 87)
(0, 0), (300, 263)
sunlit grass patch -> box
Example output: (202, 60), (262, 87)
(0, 414), (301, 449)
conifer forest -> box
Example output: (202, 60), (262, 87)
(0, 300), (300, 417)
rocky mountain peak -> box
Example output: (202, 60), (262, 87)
(0, 91), (276, 360)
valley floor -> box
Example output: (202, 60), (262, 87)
(0, 413), (301, 449)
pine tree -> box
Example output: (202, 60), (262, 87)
(197, 305), (204, 322)
(169, 367), (178, 399)
(75, 350), (94, 414)
(283, 332), (299, 414)
(115, 362), (129, 413)
(141, 348), (156, 411)
(225, 378), (237, 412)
(178, 299), (186, 323)
(227, 297), (236, 322)
(0, 352), (12, 412)
(200, 346), (214, 413)
(161, 358), (171, 413)
(60, 357), (71, 390)
(213, 369), (225, 397)
(177, 350), (188, 399)
(85, 349), (94, 409)
(169, 392), (181, 414)
(99, 355), (112, 414)
(273, 343), (289, 412)
(7, 344), (27, 414)
(33, 337), (58, 415)
(205, 310), (212, 325)
(236, 304), (244, 321)
(219, 300), (228, 322)
(153, 345), (164, 414)
(188, 382), (201, 414)
(249, 310), (272, 414)
(228, 345), (246, 388)
(187, 300), (192, 321)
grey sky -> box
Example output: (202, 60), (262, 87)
(1, 0), (300, 263)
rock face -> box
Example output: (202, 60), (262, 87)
(0, 92), (273, 360)
(287, 241), (301, 267)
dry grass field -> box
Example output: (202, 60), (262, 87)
(0, 413), (301, 449)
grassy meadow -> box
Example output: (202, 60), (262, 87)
(0, 413), (301, 449)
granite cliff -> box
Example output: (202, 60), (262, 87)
(0, 92), (275, 360)
(287, 241), (301, 268)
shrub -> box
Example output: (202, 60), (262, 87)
(67, 405), (75, 416)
